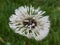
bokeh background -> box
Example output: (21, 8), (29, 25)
(0, 0), (60, 45)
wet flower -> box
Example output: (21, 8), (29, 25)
(9, 6), (50, 41)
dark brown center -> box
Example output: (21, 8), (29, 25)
(23, 18), (37, 28)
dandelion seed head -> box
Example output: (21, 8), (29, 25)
(9, 5), (50, 41)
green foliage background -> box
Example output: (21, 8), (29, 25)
(0, 0), (60, 45)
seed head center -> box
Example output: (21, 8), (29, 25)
(23, 18), (37, 29)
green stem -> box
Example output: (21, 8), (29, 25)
(25, 38), (30, 45)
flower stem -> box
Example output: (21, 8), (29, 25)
(25, 38), (30, 45)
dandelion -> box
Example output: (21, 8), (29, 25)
(9, 6), (50, 41)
